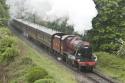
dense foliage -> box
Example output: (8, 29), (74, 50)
(0, 0), (9, 26)
(0, 28), (19, 64)
(26, 67), (48, 83)
(86, 0), (125, 53)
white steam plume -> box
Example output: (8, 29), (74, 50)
(6, 0), (98, 34)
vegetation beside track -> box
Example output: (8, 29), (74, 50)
(85, 0), (125, 82)
(96, 52), (125, 82)
(18, 37), (77, 83)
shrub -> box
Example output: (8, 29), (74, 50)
(0, 36), (18, 63)
(34, 79), (56, 83)
(0, 28), (12, 38)
(26, 67), (48, 83)
(1, 47), (19, 63)
(99, 43), (119, 53)
(0, 36), (16, 55)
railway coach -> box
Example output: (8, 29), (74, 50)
(10, 19), (97, 71)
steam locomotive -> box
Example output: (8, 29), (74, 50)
(10, 19), (97, 71)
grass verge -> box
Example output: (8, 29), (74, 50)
(96, 52), (125, 82)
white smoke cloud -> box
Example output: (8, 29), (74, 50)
(6, 0), (97, 34)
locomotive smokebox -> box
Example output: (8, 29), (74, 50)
(65, 36), (91, 54)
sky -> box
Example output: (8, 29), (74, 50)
(6, 0), (98, 34)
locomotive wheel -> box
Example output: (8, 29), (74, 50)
(83, 67), (93, 72)
(53, 51), (57, 56)
(62, 55), (66, 62)
(89, 67), (93, 72)
(78, 66), (89, 72)
(51, 50), (54, 54)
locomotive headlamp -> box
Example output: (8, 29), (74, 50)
(77, 59), (80, 62)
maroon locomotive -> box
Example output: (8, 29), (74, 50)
(10, 19), (97, 71)
(52, 34), (97, 71)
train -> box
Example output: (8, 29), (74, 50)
(10, 19), (97, 71)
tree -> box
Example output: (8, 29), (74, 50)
(43, 18), (74, 34)
(87, 0), (125, 53)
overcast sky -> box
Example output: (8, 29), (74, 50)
(7, 0), (98, 34)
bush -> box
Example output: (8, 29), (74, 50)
(34, 79), (55, 83)
(1, 47), (19, 63)
(0, 28), (12, 38)
(0, 36), (18, 63)
(99, 43), (119, 53)
(0, 36), (16, 55)
(26, 67), (48, 83)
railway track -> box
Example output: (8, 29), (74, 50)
(8, 22), (118, 83)
(60, 58), (118, 83)
(84, 72), (115, 83)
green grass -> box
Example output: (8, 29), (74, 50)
(96, 52), (125, 82)
(23, 40), (77, 83)
(6, 37), (77, 83)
